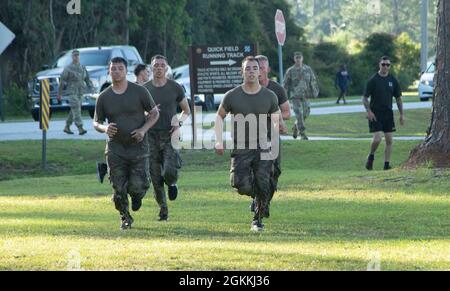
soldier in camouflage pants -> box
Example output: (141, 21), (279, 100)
(148, 131), (182, 217)
(230, 149), (275, 221)
(107, 153), (150, 224)
(284, 52), (319, 140)
(58, 50), (93, 135)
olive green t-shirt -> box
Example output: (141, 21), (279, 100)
(94, 81), (156, 158)
(143, 79), (185, 132)
(221, 85), (279, 149)
(267, 80), (288, 106)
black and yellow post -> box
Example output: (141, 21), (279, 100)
(40, 79), (50, 170)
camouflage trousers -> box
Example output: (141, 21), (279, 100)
(148, 131), (182, 208)
(66, 94), (83, 128)
(106, 152), (150, 219)
(230, 149), (275, 220)
(271, 139), (282, 201)
(292, 98), (310, 135)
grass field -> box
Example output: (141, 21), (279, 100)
(0, 138), (448, 270)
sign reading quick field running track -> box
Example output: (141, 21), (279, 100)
(189, 44), (257, 94)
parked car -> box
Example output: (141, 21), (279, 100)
(418, 60), (435, 102)
(27, 46), (143, 121)
(172, 64), (224, 111)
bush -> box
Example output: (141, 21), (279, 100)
(3, 83), (28, 116)
(394, 33), (420, 90)
(311, 42), (350, 98)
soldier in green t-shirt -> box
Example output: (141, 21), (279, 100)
(215, 57), (287, 232)
(93, 57), (160, 230)
(144, 55), (191, 222)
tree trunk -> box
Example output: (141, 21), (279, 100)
(392, 0), (400, 35)
(405, 0), (450, 168)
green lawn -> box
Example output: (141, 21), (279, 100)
(0, 139), (448, 270)
(285, 108), (432, 138)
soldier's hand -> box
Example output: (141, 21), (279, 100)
(131, 128), (145, 143)
(399, 114), (405, 126)
(215, 142), (224, 156)
(106, 123), (118, 138)
(367, 111), (377, 122)
(279, 123), (288, 135)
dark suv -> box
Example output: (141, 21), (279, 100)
(27, 46), (143, 121)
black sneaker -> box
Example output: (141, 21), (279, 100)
(120, 215), (134, 230)
(365, 156), (374, 171)
(168, 184), (178, 201)
(300, 134), (309, 141)
(159, 206), (168, 221)
(131, 197), (142, 212)
(251, 220), (264, 232)
(384, 164), (392, 171)
(96, 162), (108, 184)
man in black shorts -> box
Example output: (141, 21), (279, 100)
(363, 56), (404, 171)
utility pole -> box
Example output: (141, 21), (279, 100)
(420, 0), (429, 72)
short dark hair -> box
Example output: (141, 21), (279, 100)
(109, 57), (128, 68)
(151, 54), (167, 65)
(242, 56), (259, 68)
(134, 64), (147, 77)
(380, 56), (391, 62)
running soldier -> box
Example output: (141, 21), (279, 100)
(93, 57), (160, 230)
(253, 55), (290, 216)
(215, 56), (287, 232)
(144, 55), (191, 221)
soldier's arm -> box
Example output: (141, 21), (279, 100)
(215, 105), (228, 155)
(310, 69), (319, 98)
(84, 67), (94, 90)
(283, 69), (291, 95)
(58, 69), (68, 97)
(177, 98), (191, 123)
(279, 101), (291, 120)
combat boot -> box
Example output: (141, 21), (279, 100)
(158, 206), (168, 221)
(78, 126), (87, 135)
(292, 125), (299, 139)
(63, 126), (74, 135)
(120, 214), (134, 230)
(168, 184), (178, 201)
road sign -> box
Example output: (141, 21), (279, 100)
(275, 10), (286, 46)
(188, 44), (257, 95)
(40, 79), (50, 130)
(40, 79), (51, 169)
(0, 22), (15, 55)
(0, 22), (15, 122)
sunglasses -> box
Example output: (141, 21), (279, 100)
(381, 63), (391, 67)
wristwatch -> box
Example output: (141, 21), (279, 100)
(178, 121), (183, 127)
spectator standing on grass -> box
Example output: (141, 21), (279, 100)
(335, 64), (352, 104)
(363, 56), (405, 171)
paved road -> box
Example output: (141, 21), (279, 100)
(0, 101), (431, 141)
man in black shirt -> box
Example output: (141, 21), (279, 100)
(363, 56), (405, 171)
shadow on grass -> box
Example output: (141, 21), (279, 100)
(0, 197), (448, 243)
